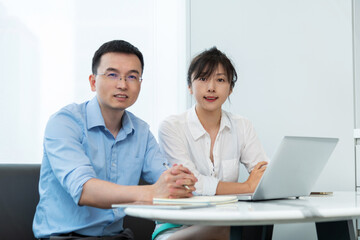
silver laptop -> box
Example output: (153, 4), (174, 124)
(237, 136), (338, 201)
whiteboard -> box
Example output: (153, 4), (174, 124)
(189, 0), (355, 192)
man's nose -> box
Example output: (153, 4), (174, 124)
(116, 78), (128, 89)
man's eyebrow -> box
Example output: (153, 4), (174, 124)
(105, 67), (120, 73)
(128, 69), (140, 75)
(105, 68), (140, 75)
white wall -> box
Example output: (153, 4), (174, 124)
(189, 1), (355, 239)
(0, 0), (188, 163)
(190, 0), (355, 192)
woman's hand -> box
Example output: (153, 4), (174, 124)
(245, 161), (268, 193)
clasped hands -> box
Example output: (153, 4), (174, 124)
(153, 164), (197, 199)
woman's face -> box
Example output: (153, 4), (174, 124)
(189, 64), (232, 114)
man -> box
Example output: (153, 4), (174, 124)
(33, 40), (197, 239)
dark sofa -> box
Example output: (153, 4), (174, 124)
(0, 164), (154, 240)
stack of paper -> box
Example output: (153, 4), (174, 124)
(153, 195), (238, 205)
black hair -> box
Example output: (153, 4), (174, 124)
(92, 40), (144, 74)
(187, 47), (237, 89)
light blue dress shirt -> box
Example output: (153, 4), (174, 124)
(33, 97), (165, 238)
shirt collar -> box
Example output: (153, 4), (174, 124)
(187, 105), (232, 141)
(86, 97), (134, 136)
(87, 97), (105, 130)
(120, 110), (135, 136)
(187, 105), (206, 140)
(219, 109), (231, 132)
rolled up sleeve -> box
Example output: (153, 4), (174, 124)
(240, 119), (269, 172)
(194, 175), (219, 196)
(44, 110), (96, 204)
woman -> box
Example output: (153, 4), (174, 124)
(153, 47), (268, 240)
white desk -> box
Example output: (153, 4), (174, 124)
(123, 191), (360, 240)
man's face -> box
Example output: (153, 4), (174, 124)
(89, 52), (142, 113)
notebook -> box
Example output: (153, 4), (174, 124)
(237, 136), (338, 201)
(112, 201), (212, 210)
(112, 195), (238, 210)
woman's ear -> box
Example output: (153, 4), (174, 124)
(188, 85), (193, 95)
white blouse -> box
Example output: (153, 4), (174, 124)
(158, 106), (269, 196)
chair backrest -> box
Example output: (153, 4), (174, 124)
(0, 164), (155, 239)
(123, 178), (155, 239)
(0, 164), (40, 240)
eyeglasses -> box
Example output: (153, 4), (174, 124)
(96, 71), (142, 83)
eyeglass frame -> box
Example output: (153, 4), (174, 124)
(96, 70), (143, 83)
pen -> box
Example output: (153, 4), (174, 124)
(310, 192), (333, 195)
(163, 163), (191, 190)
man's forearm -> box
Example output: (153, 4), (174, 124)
(78, 178), (153, 208)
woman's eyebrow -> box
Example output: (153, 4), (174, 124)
(215, 72), (226, 76)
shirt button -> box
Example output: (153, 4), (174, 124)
(112, 163), (116, 167)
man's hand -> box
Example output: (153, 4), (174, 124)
(152, 164), (197, 199)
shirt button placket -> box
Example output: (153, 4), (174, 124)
(110, 143), (117, 182)
(213, 138), (218, 178)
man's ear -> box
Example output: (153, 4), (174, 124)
(89, 74), (96, 92)
(229, 87), (233, 96)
